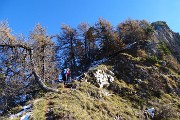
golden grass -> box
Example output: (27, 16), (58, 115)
(30, 98), (47, 120)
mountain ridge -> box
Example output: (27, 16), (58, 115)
(0, 20), (180, 120)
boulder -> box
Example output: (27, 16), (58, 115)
(84, 65), (114, 88)
(93, 69), (114, 88)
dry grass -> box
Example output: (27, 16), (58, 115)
(29, 81), (143, 120)
(30, 98), (47, 120)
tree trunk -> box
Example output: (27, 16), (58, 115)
(30, 50), (59, 92)
(0, 44), (59, 93)
(32, 71), (58, 92)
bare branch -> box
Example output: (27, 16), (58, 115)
(0, 43), (32, 51)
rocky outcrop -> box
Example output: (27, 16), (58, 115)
(83, 65), (114, 88)
(152, 21), (180, 61)
(93, 69), (114, 88)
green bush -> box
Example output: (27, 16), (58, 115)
(158, 42), (171, 56)
(153, 89), (164, 98)
(144, 55), (159, 64)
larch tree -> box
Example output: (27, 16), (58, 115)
(57, 24), (78, 76)
(78, 23), (96, 65)
(29, 24), (57, 84)
(78, 23), (90, 60)
(0, 21), (33, 110)
(117, 19), (154, 57)
(0, 21), (59, 95)
(95, 18), (121, 57)
(117, 19), (153, 44)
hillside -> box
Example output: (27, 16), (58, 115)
(0, 20), (180, 120)
(5, 48), (180, 119)
(5, 54), (180, 120)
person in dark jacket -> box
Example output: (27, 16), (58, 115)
(61, 68), (70, 84)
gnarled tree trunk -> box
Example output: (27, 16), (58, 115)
(0, 43), (59, 93)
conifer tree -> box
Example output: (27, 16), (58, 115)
(57, 25), (78, 76)
(29, 24), (57, 84)
(0, 21), (58, 94)
(78, 23), (96, 64)
(95, 18), (122, 57)
(117, 19), (153, 44)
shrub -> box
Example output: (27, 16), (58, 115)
(157, 42), (171, 60)
(166, 56), (180, 74)
(144, 55), (159, 64)
(10, 105), (23, 114)
(153, 90), (164, 98)
(154, 105), (179, 120)
(137, 49), (147, 58)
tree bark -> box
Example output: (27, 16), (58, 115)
(32, 71), (58, 92)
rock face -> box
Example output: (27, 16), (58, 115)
(152, 21), (180, 61)
(84, 65), (114, 88)
(93, 69), (114, 88)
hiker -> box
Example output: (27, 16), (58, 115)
(61, 68), (70, 83)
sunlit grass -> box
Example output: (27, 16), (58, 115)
(30, 98), (47, 120)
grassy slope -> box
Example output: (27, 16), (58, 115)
(30, 82), (143, 120)
(29, 52), (180, 120)
(29, 81), (180, 120)
(5, 52), (180, 120)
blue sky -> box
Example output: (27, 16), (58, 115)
(0, 0), (180, 37)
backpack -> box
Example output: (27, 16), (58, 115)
(61, 69), (67, 76)
(66, 69), (70, 74)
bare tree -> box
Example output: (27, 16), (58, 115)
(0, 21), (58, 93)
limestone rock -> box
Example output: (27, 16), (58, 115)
(93, 69), (114, 88)
(84, 65), (114, 88)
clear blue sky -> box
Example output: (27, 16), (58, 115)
(0, 0), (180, 37)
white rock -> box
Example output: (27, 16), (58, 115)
(20, 112), (31, 120)
(93, 68), (114, 88)
(146, 108), (155, 118)
(23, 104), (32, 110)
